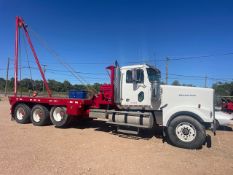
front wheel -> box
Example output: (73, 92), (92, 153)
(167, 115), (206, 149)
(50, 106), (71, 127)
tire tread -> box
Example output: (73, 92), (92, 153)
(167, 115), (206, 149)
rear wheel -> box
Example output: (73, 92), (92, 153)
(167, 115), (206, 149)
(50, 106), (71, 127)
(14, 103), (31, 124)
(31, 105), (50, 126)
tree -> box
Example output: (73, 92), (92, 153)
(92, 83), (101, 92)
(62, 80), (72, 92)
(172, 80), (180, 86)
(0, 78), (5, 90)
(160, 81), (166, 85)
(182, 83), (195, 87)
(212, 82), (233, 96)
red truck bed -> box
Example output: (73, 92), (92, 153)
(9, 96), (93, 116)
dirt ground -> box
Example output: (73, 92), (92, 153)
(0, 97), (233, 175)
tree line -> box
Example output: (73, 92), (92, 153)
(0, 78), (101, 93)
(170, 80), (195, 87)
(0, 77), (232, 97)
(171, 80), (233, 96)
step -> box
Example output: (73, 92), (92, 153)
(117, 127), (139, 135)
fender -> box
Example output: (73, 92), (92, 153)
(163, 105), (213, 127)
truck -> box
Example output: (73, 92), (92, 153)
(9, 16), (216, 149)
(221, 97), (233, 113)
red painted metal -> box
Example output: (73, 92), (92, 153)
(92, 65), (116, 109)
(9, 96), (92, 116)
(14, 16), (52, 97)
(107, 65), (115, 102)
(222, 98), (233, 113)
(14, 17), (19, 96)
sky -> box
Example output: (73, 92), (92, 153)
(0, 0), (233, 87)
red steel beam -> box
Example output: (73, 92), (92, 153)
(107, 65), (115, 103)
(14, 17), (19, 96)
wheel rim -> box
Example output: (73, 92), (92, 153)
(33, 109), (43, 122)
(16, 107), (25, 120)
(175, 122), (197, 142)
(53, 107), (66, 122)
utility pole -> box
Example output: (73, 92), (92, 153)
(165, 57), (169, 85)
(204, 75), (207, 88)
(5, 58), (10, 96)
(42, 64), (47, 93)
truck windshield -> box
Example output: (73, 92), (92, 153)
(146, 68), (160, 82)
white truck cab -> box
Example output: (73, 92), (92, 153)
(115, 64), (215, 148)
(91, 63), (216, 149)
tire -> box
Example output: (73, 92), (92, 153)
(14, 103), (31, 124)
(31, 105), (50, 126)
(167, 115), (206, 149)
(50, 106), (71, 127)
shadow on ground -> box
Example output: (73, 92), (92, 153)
(63, 119), (164, 141)
(55, 119), (233, 149)
(217, 125), (233, 131)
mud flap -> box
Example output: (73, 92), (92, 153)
(211, 119), (217, 136)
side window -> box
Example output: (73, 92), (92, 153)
(136, 69), (144, 83)
(126, 70), (133, 83)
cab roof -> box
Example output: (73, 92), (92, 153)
(121, 64), (160, 73)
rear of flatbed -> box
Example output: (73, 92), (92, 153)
(9, 96), (92, 119)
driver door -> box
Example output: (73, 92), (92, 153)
(121, 68), (149, 106)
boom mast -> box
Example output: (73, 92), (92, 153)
(14, 16), (52, 97)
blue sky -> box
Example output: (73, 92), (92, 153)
(0, 0), (233, 87)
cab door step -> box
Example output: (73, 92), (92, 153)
(107, 121), (149, 128)
(117, 126), (139, 135)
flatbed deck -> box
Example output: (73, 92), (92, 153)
(9, 96), (93, 116)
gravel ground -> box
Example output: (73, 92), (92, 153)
(0, 97), (233, 175)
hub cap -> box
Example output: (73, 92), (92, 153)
(16, 107), (25, 120)
(175, 122), (197, 142)
(53, 107), (66, 122)
(33, 109), (43, 122)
